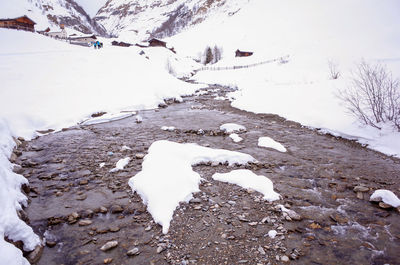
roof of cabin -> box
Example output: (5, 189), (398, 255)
(0, 15), (36, 25)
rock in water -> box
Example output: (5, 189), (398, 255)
(127, 247), (140, 256)
(78, 220), (92, 226)
(100, 241), (118, 251)
(27, 244), (44, 264)
(110, 205), (123, 213)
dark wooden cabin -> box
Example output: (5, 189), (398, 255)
(148, 38), (167, 47)
(112, 41), (132, 47)
(235, 49), (253, 57)
(0, 16), (36, 32)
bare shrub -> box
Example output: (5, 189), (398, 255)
(339, 60), (400, 130)
(165, 58), (176, 76)
(212, 45), (223, 64)
(328, 60), (340, 79)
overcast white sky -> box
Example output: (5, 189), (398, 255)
(74, 0), (108, 17)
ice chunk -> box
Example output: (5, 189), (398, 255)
(229, 133), (243, 143)
(110, 157), (130, 172)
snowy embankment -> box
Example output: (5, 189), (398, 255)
(0, 125), (40, 265)
(168, 0), (400, 157)
(0, 29), (200, 263)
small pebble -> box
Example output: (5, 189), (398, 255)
(100, 241), (118, 251)
(127, 247), (140, 256)
(104, 258), (113, 264)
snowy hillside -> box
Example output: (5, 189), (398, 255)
(0, 28), (200, 264)
(168, 0), (400, 157)
(0, 0), (107, 35)
(94, 0), (249, 41)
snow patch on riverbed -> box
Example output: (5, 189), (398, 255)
(220, 123), (246, 133)
(128, 140), (256, 234)
(370, 189), (400, 208)
(110, 157), (130, 173)
(258, 137), (287, 152)
(212, 169), (280, 202)
(229, 133), (243, 143)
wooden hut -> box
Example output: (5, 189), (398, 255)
(0, 16), (36, 32)
(235, 49), (253, 57)
(148, 38), (167, 47)
(112, 41), (132, 47)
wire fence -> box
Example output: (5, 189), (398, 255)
(195, 55), (290, 72)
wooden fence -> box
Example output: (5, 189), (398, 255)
(194, 55), (290, 73)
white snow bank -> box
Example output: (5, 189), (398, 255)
(220, 123), (246, 133)
(110, 157), (130, 173)
(258, 137), (287, 153)
(128, 140), (255, 234)
(370, 189), (400, 208)
(229, 133), (243, 143)
(212, 169), (280, 202)
(0, 121), (41, 265)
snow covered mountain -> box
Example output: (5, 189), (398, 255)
(94, 0), (248, 41)
(0, 0), (107, 35)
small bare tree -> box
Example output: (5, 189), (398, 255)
(165, 58), (176, 76)
(339, 60), (400, 130)
(212, 45), (223, 64)
(328, 60), (340, 79)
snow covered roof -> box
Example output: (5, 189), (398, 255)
(69, 34), (97, 40)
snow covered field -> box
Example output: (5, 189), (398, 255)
(0, 29), (200, 263)
(168, 0), (400, 157)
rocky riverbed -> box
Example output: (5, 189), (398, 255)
(12, 85), (400, 264)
